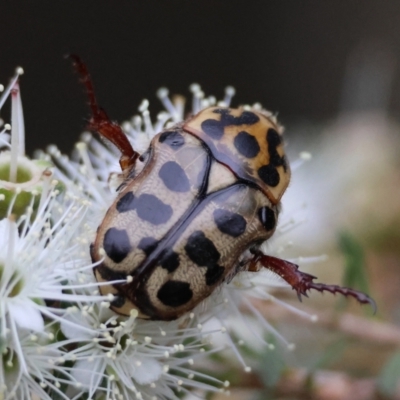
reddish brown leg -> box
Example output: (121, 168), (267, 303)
(249, 251), (376, 312)
(68, 54), (139, 172)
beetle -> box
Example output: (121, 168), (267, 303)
(70, 56), (375, 321)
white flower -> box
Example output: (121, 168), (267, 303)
(58, 303), (224, 399)
(0, 329), (70, 400)
(0, 70), (122, 400)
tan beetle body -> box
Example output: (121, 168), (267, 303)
(91, 107), (290, 320)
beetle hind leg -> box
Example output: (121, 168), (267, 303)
(248, 251), (376, 312)
(69, 54), (139, 172)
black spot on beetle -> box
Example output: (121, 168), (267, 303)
(203, 109), (260, 141)
(116, 192), (136, 213)
(212, 108), (231, 116)
(110, 294), (126, 308)
(157, 281), (193, 307)
(159, 130), (185, 148)
(103, 228), (132, 263)
(256, 128), (289, 188)
(201, 119), (225, 140)
(138, 236), (158, 256)
(233, 131), (260, 158)
(96, 263), (128, 281)
(267, 129), (286, 169)
(160, 249), (180, 273)
(258, 206), (276, 231)
(235, 111), (260, 126)
(185, 230), (225, 286)
(258, 164), (280, 187)
(205, 265), (225, 286)
(212, 108), (259, 126)
(116, 193), (173, 225)
(267, 128), (282, 148)
(185, 230), (221, 266)
(159, 161), (190, 192)
(135, 193), (173, 225)
(213, 209), (247, 237)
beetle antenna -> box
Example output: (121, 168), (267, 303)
(67, 54), (101, 119)
(67, 54), (139, 171)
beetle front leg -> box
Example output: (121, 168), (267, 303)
(248, 251), (376, 312)
(69, 54), (139, 172)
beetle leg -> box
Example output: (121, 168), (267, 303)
(69, 54), (139, 172)
(249, 251), (376, 312)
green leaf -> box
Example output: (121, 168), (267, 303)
(337, 232), (374, 315)
(0, 333), (6, 354)
(338, 231), (370, 293)
(257, 336), (286, 388)
(378, 351), (400, 396)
